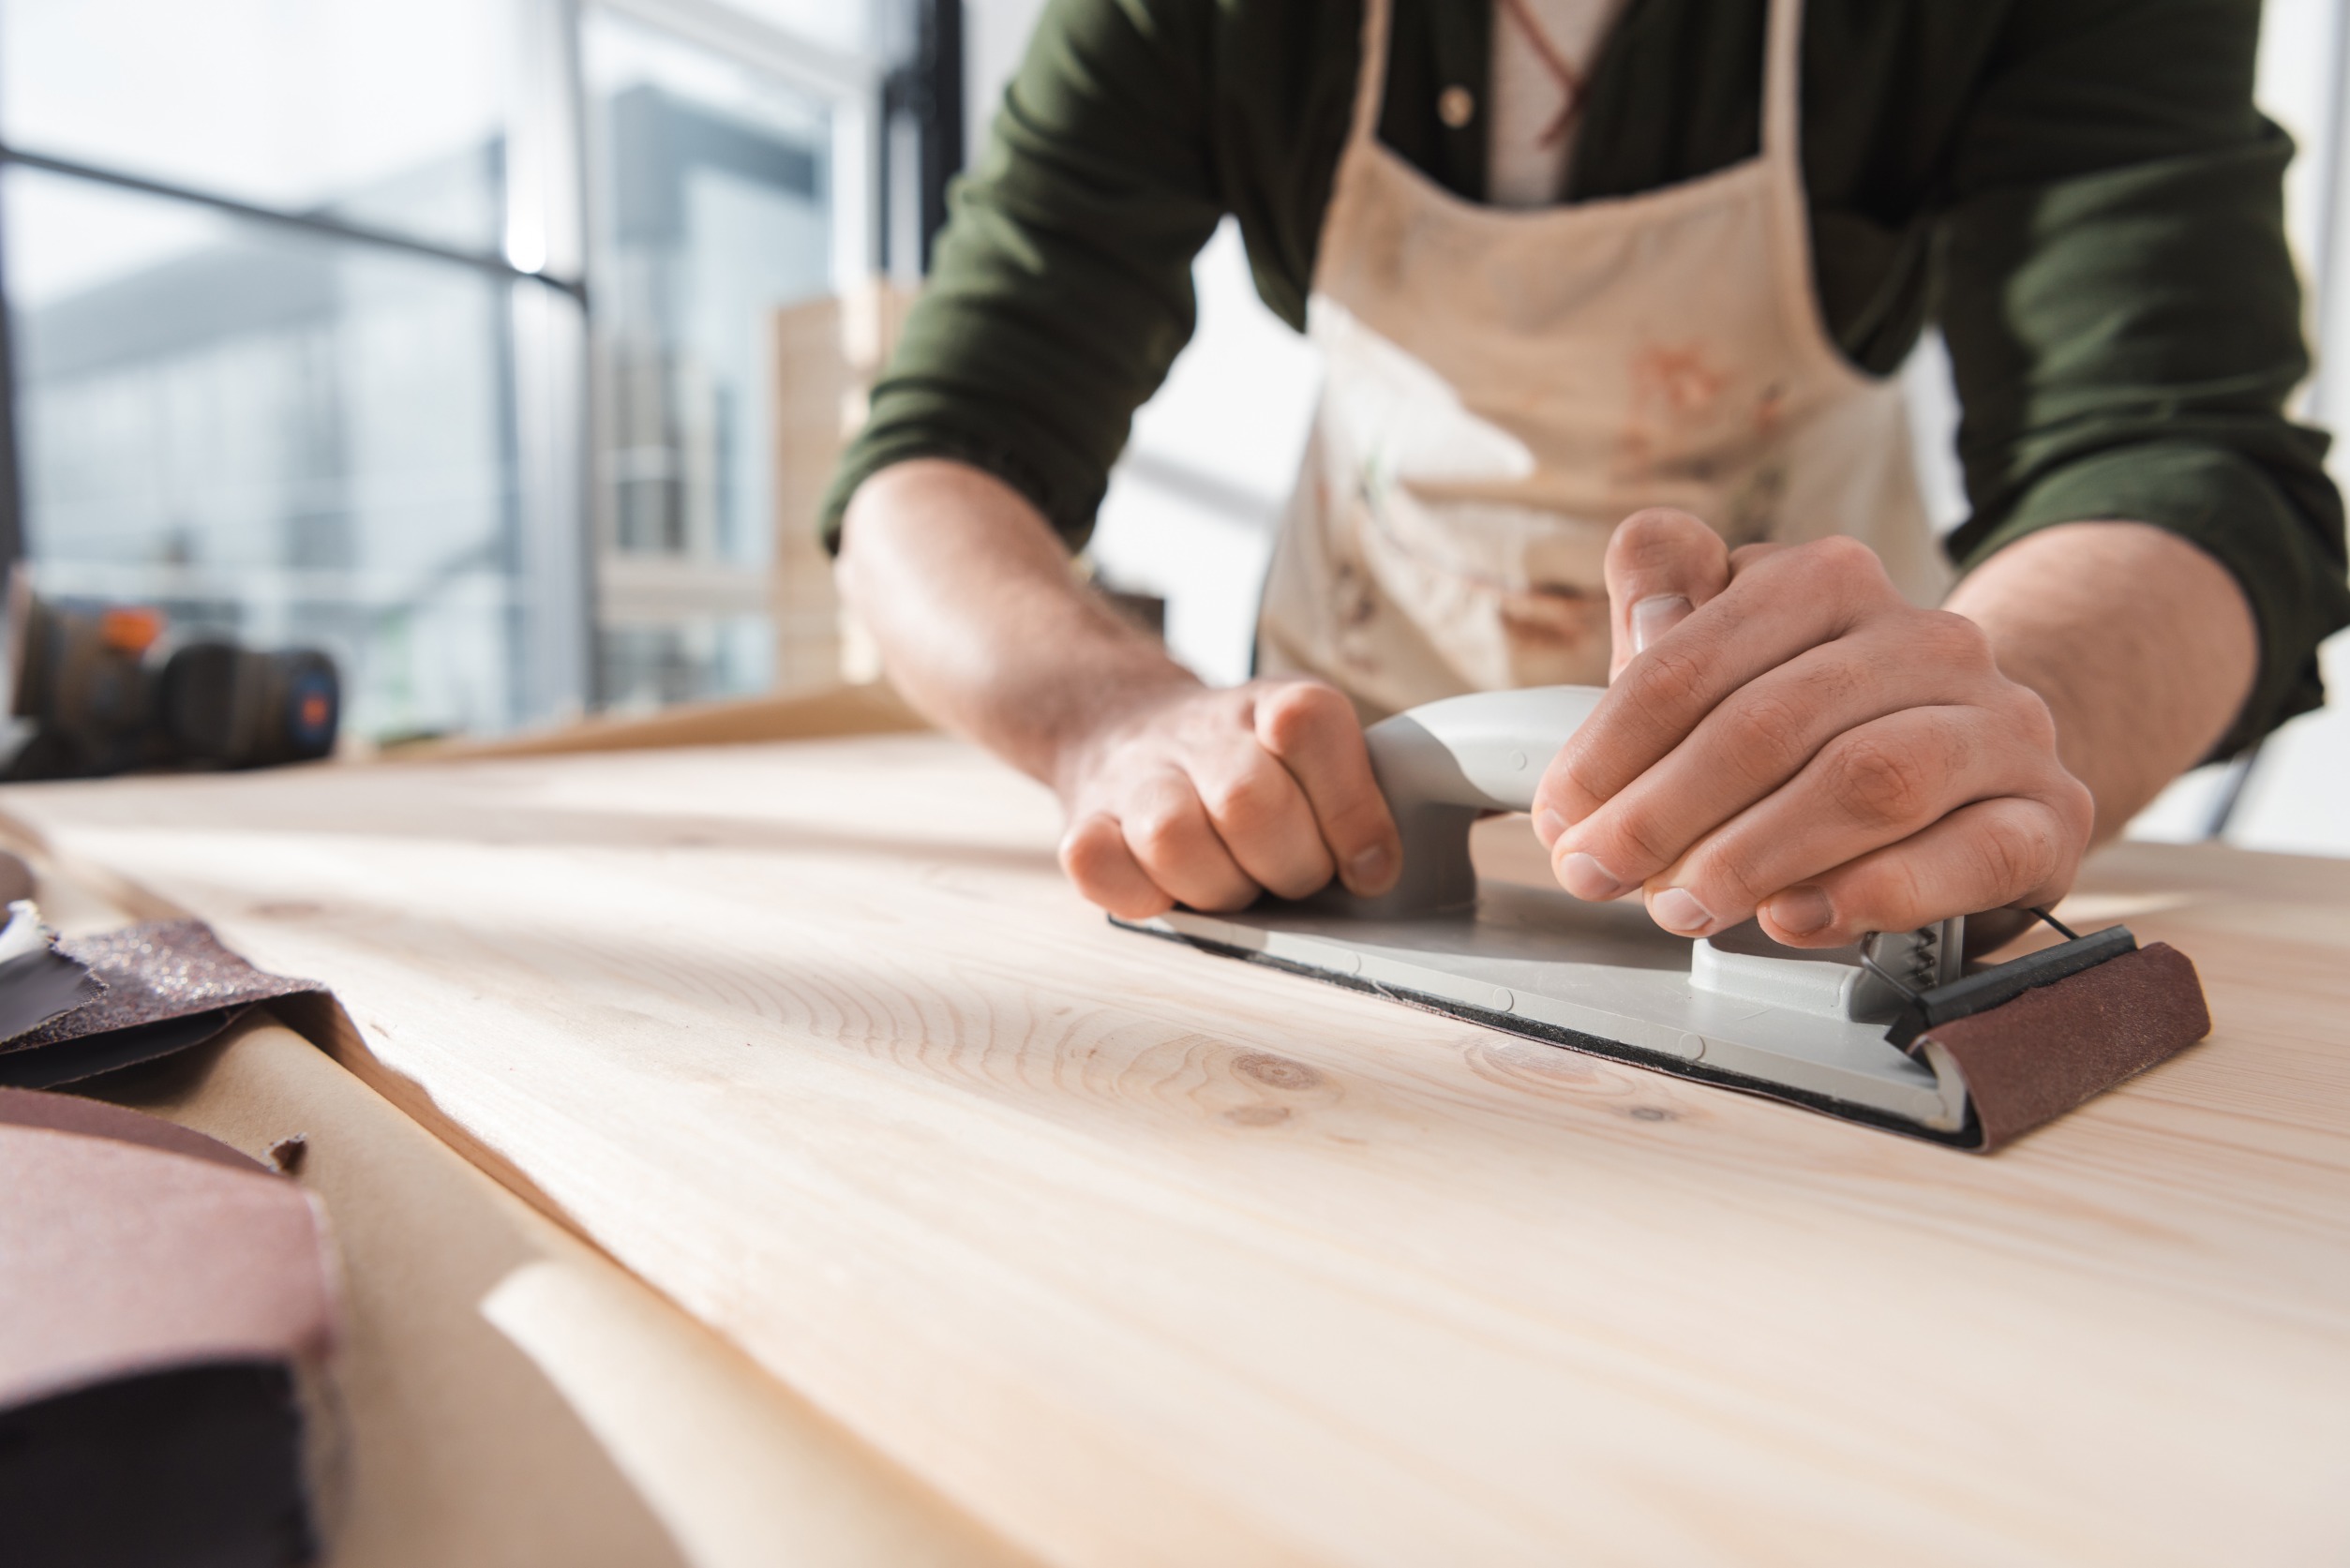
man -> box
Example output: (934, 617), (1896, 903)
(826, 0), (2347, 950)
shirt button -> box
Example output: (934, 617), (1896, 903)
(1438, 85), (1475, 127)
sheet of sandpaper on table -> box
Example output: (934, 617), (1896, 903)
(0, 919), (326, 1089)
(0, 944), (104, 1040)
(0, 1086), (337, 1567)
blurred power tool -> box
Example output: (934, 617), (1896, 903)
(4, 571), (339, 781)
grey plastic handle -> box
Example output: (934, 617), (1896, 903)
(1336, 685), (1607, 917)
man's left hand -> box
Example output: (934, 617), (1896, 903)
(1531, 509), (2096, 946)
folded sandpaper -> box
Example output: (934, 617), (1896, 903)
(1917, 942), (2211, 1151)
(0, 1087), (340, 1567)
(0, 943), (105, 1042)
(0, 920), (326, 1089)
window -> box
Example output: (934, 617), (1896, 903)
(4, 171), (530, 739)
(0, 0), (952, 743)
(583, 8), (867, 709)
(0, 0), (587, 742)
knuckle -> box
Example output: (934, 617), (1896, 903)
(1549, 751), (1612, 816)
(1254, 679), (1348, 753)
(1613, 507), (1712, 566)
(1807, 534), (1884, 587)
(1604, 804), (1684, 873)
(2001, 682), (2060, 750)
(1684, 841), (1770, 914)
(1914, 609), (1995, 671)
(1059, 824), (1163, 916)
(1056, 820), (1113, 881)
(1797, 650), (1867, 710)
(2050, 771), (2097, 844)
(1822, 733), (1940, 832)
(1716, 692), (1814, 786)
(1125, 804), (1193, 864)
(1624, 640), (1712, 708)
(1197, 758), (1285, 827)
(1970, 810), (2060, 898)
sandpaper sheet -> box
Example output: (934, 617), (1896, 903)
(0, 1088), (337, 1567)
(0, 920), (326, 1089)
(0, 1084), (270, 1173)
(0, 947), (104, 1044)
(1923, 942), (2212, 1151)
(0, 1113), (337, 1409)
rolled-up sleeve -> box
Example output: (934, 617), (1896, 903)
(821, 0), (1226, 550)
(1938, 0), (2349, 754)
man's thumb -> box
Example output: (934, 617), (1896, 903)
(1604, 508), (1732, 681)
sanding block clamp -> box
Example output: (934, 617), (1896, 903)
(1125, 686), (2212, 1149)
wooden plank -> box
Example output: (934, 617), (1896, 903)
(770, 282), (918, 690)
(5, 736), (2346, 1566)
(378, 680), (923, 764)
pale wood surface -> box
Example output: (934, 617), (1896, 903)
(4, 736), (2346, 1566)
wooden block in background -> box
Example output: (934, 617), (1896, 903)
(771, 280), (920, 693)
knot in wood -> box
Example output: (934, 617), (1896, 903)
(1235, 1053), (1323, 1092)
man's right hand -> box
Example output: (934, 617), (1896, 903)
(837, 459), (1399, 919)
(1054, 678), (1403, 919)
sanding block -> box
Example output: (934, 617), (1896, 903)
(1121, 686), (2212, 1150)
(0, 1088), (341, 1565)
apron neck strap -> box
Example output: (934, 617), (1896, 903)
(1760, 0), (1805, 168)
(1347, 0), (1397, 149)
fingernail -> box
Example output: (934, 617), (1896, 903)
(1534, 808), (1568, 847)
(1648, 887), (1716, 935)
(1770, 886), (1834, 936)
(1557, 852), (1624, 901)
(1348, 844), (1394, 892)
(1630, 594), (1693, 653)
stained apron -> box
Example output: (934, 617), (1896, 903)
(1256, 0), (1944, 718)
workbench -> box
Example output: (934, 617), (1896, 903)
(4, 721), (2345, 1565)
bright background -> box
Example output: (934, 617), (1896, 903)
(2, 0), (2343, 858)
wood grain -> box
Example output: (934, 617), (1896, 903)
(4, 736), (2345, 1566)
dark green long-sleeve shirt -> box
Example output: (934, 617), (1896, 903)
(826, 0), (2350, 752)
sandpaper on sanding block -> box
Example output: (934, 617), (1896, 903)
(1120, 687), (2215, 1151)
(0, 1089), (342, 1567)
(1901, 939), (2210, 1149)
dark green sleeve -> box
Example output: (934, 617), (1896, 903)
(820, 0), (1229, 550)
(1938, 0), (2349, 754)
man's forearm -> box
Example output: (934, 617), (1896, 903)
(838, 457), (1404, 914)
(1945, 521), (2258, 844)
(834, 458), (1197, 788)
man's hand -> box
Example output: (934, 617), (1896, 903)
(841, 461), (1401, 921)
(1055, 678), (1402, 919)
(1531, 509), (2097, 946)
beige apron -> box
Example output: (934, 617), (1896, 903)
(1257, 0), (1946, 718)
